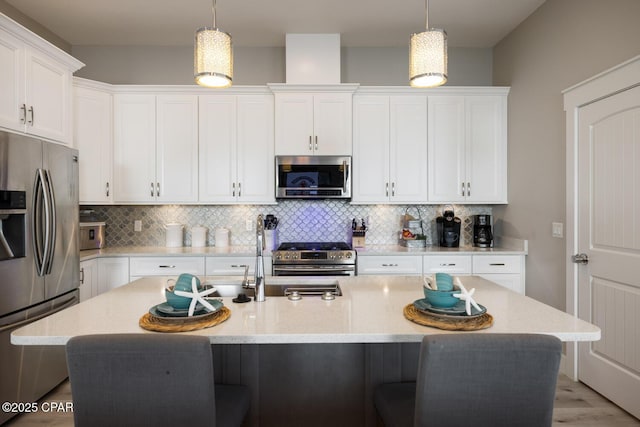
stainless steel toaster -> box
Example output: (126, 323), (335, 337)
(79, 222), (105, 250)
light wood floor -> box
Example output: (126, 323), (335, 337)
(4, 375), (639, 426)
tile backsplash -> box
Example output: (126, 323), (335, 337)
(83, 201), (491, 248)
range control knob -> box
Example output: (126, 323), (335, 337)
(345, 252), (353, 259)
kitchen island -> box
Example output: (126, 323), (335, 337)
(12, 276), (599, 427)
(12, 275), (597, 345)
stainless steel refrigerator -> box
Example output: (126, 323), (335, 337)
(0, 131), (79, 425)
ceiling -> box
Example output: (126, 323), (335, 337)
(5, 0), (545, 48)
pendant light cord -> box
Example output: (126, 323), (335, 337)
(424, 0), (429, 30)
(212, 0), (217, 28)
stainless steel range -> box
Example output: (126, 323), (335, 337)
(272, 242), (356, 276)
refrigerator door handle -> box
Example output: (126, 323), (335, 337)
(43, 170), (56, 274)
(32, 169), (47, 276)
(0, 294), (78, 333)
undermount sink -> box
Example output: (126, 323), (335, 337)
(204, 278), (342, 299)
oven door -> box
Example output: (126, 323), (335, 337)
(273, 264), (356, 276)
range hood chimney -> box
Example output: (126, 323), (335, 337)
(285, 34), (341, 84)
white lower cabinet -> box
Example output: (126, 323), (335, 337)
(357, 256), (422, 276)
(472, 255), (525, 294)
(129, 256), (205, 282)
(206, 256), (272, 276)
(96, 257), (130, 295)
(423, 255), (472, 275)
(79, 259), (98, 302)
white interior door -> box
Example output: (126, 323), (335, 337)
(576, 84), (640, 419)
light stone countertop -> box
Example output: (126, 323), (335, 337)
(80, 239), (527, 262)
(80, 245), (259, 261)
(354, 245), (526, 256)
(12, 275), (598, 346)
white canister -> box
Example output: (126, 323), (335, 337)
(215, 228), (230, 247)
(165, 223), (184, 247)
(191, 226), (208, 247)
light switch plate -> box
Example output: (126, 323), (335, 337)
(134, 220), (142, 232)
(245, 219), (253, 231)
(552, 222), (563, 238)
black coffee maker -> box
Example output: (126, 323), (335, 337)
(436, 207), (461, 247)
(473, 214), (493, 248)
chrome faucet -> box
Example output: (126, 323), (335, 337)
(243, 214), (266, 302)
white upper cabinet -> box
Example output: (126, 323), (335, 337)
(199, 93), (275, 203)
(113, 93), (199, 203)
(199, 95), (237, 202)
(73, 79), (113, 204)
(155, 95), (199, 203)
(352, 96), (390, 202)
(274, 89), (354, 156)
(0, 17), (83, 144)
(113, 94), (157, 202)
(352, 94), (428, 203)
(427, 93), (507, 203)
(236, 95), (275, 203)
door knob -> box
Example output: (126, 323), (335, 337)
(571, 253), (589, 264)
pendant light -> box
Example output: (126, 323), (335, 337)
(194, 0), (233, 88)
(409, 0), (447, 88)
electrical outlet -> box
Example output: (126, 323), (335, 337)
(134, 220), (142, 232)
(245, 219), (253, 231)
(552, 222), (563, 238)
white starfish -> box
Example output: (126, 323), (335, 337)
(452, 277), (482, 316)
(174, 277), (218, 316)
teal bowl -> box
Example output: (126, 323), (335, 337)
(174, 273), (201, 292)
(435, 273), (454, 291)
(165, 286), (193, 309)
(423, 287), (459, 308)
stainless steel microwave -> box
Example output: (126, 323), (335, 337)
(275, 156), (351, 199)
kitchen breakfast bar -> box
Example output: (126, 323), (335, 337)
(12, 276), (600, 426)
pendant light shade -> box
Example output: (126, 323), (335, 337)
(194, 0), (233, 88)
(409, 0), (447, 88)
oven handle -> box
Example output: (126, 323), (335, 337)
(273, 265), (355, 274)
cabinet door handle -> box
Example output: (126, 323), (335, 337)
(28, 106), (34, 125)
(439, 263), (456, 266)
(238, 182), (242, 197)
(382, 263), (399, 267)
(315, 136), (318, 151)
(391, 182), (395, 197)
(231, 264), (249, 268)
(20, 104), (26, 123)
(309, 136), (312, 151)
(489, 263), (505, 266)
(150, 182), (154, 197)
(385, 182), (389, 197)
(105, 182), (110, 197)
(156, 182), (160, 197)
(461, 182), (465, 197)
(158, 265), (176, 268)
(232, 182), (236, 197)
(80, 268), (85, 284)
(467, 182), (471, 197)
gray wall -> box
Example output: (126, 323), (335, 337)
(0, 0), (70, 52)
(72, 45), (492, 86)
(492, 0), (640, 309)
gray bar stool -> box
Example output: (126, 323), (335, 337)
(374, 333), (562, 427)
(66, 334), (250, 427)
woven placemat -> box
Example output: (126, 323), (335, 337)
(139, 306), (231, 333)
(403, 304), (493, 331)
